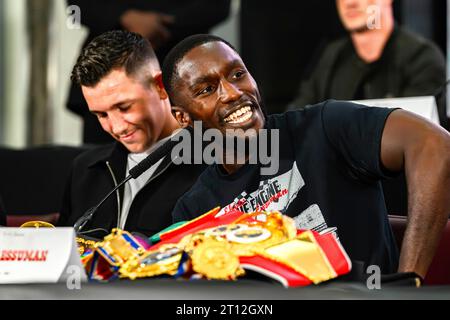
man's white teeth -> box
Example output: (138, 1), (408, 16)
(225, 106), (253, 124)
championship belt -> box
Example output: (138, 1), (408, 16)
(190, 237), (245, 280)
(240, 230), (352, 287)
(224, 211), (297, 256)
(95, 229), (145, 266)
(119, 244), (184, 280)
(76, 237), (98, 256)
(85, 229), (146, 281)
(169, 211), (298, 281)
(81, 210), (352, 286)
(182, 212), (351, 286)
(152, 207), (244, 250)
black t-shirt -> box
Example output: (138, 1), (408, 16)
(172, 100), (400, 273)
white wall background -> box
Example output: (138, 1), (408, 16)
(49, 0), (85, 146)
(3, 0), (86, 148)
(211, 0), (240, 52)
(3, 0), (28, 148)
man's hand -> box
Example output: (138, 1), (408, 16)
(381, 109), (450, 279)
(120, 10), (175, 49)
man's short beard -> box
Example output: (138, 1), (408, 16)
(348, 23), (370, 34)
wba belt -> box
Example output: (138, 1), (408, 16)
(80, 209), (352, 286)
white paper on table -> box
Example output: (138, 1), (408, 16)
(0, 227), (87, 284)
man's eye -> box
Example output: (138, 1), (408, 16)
(198, 86), (214, 96)
(119, 105), (131, 112)
(96, 112), (108, 119)
(233, 70), (246, 79)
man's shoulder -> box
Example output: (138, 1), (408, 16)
(396, 27), (434, 47)
(324, 36), (350, 52)
(276, 100), (380, 121)
(282, 100), (392, 131)
(314, 36), (351, 65)
(394, 27), (444, 59)
(72, 143), (118, 167)
(304, 36), (350, 76)
(321, 99), (394, 117)
(268, 101), (332, 127)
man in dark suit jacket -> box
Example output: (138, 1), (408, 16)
(288, 0), (447, 128)
(240, 1), (345, 115)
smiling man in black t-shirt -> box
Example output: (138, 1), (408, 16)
(162, 34), (450, 278)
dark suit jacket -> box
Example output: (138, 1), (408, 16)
(288, 26), (447, 127)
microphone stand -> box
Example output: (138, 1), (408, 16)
(74, 175), (132, 234)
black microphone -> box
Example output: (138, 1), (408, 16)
(129, 129), (185, 178)
(74, 128), (190, 235)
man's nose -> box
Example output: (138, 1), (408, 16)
(341, 0), (358, 8)
(110, 113), (128, 136)
(218, 80), (243, 103)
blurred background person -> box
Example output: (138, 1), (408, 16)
(240, 1), (345, 115)
(287, 0), (447, 128)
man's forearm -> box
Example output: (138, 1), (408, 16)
(398, 132), (450, 278)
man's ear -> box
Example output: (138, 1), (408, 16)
(153, 72), (168, 100)
(171, 106), (192, 127)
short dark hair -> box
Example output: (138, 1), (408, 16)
(162, 34), (237, 103)
(71, 30), (158, 87)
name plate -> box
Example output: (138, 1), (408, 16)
(0, 228), (87, 284)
